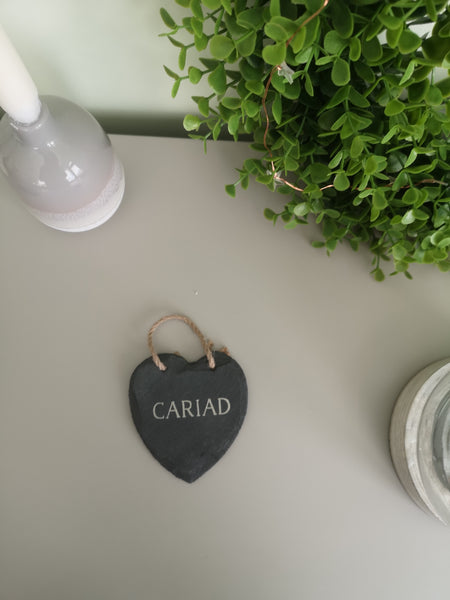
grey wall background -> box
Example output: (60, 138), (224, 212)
(1, 0), (202, 136)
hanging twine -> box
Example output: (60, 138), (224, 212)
(147, 314), (216, 371)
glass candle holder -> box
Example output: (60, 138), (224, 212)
(0, 95), (124, 231)
(390, 359), (450, 525)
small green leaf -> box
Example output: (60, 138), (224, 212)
(203, 0), (221, 8)
(334, 172), (350, 191)
(171, 79), (181, 98)
(413, 208), (429, 221)
(310, 163), (331, 184)
(235, 30), (257, 57)
(262, 42), (286, 66)
(280, 79), (301, 100)
(408, 78), (430, 102)
(386, 26), (403, 50)
(399, 60), (415, 86)
(373, 268), (385, 282)
(221, 0), (232, 15)
(330, 0), (354, 39)
(265, 21), (289, 43)
(245, 80), (265, 95)
(425, 85), (444, 106)
(210, 35), (235, 60)
(315, 56), (335, 66)
(323, 210), (340, 223)
(264, 208), (276, 220)
(385, 99), (405, 116)
(223, 13), (246, 37)
(236, 7), (265, 30)
(227, 114), (240, 136)
(348, 88), (369, 108)
(284, 156), (298, 171)
(401, 209), (415, 225)
(370, 206), (380, 222)
(293, 202), (309, 217)
(305, 0), (323, 11)
(190, 0), (203, 19)
(197, 97), (209, 117)
(167, 36), (184, 49)
(392, 243), (408, 261)
(212, 120), (222, 141)
(372, 190), (388, 210)
(349, 38), (361, 61)
(221, 96), (241, 110)
(398, 30), (422, 54)
(291, 28), (307, 53)
(354, 62), (375, 83)
(241, 160), (257, 175)
(243, 99), (259, 118)
(270, 72), (286, 94)
(270, 0), (281, 17)
(331, 112), (348, 132)
(183, 114), (201, 131)
(324, 31), (347, 55)
(361, 37), (383, 62)
(240, 60), (263, 82)
(439, 23), (450, 39)
(331, 58), (351, 86)
(194, 33), (209, 51)
(381, 126), (399, 145)
(364, 155), (379, 175)
(225, 184), (236, 197)
(160, 8), (177, 29)
(208, 63), (227, 94)
(178, 47), (187, 71)
(164, 65), (179, 80)
(425, 0), (437, 20)
(188, 66), (203, 84)
(191, 18), (203, 38)
(377, 12), (402, 30)
(422, 35), (450, 64)
(284, 220), (298, 230)
(404, 150), (417, 169)
(272, 93), (282, 125)
(347, 112), (372, 132)
(350, 136), (364, 158)
(304, 73), (314, 97)
(324, 86), (350, 110)
(436, 77), (450, 98)
(200, 58), (220, 70)
(328, 150), (343, 169)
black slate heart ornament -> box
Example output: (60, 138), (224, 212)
(129, 315), (247, 483)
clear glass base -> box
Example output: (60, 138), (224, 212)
(433, 393), (450, 489)
(28, 155), (125, 232)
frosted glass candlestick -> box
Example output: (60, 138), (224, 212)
(0, 95), (125, 231)
(0, 25), (124, 231)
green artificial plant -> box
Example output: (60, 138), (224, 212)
(161, 0), (450, 279)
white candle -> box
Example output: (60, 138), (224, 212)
(0, 24), (41, 124)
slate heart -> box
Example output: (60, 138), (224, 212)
(129, 351), (247, 483)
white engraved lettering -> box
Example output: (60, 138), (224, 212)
(202, 398), (217, 416)
(181, 400), (194, 418)
(166, 401), (181, 419)
(153, 398), (232, 420)
(153, 402), (165, 420)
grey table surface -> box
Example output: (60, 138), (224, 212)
(1, 135), (449, 600)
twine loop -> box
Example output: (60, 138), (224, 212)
(147, 314), (215, 371)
